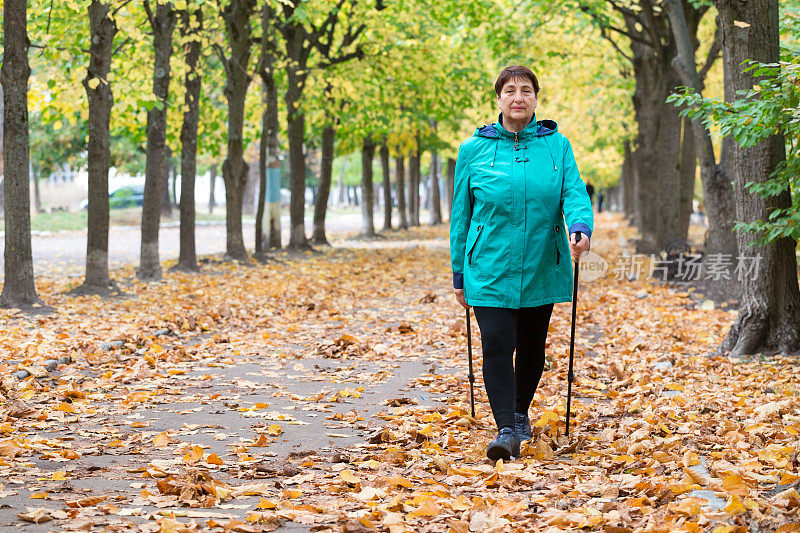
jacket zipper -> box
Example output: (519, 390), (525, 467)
(468, 225), (484, 266)
(554, 225), (561, 265)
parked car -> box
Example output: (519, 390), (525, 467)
(79, 185), (145, 210)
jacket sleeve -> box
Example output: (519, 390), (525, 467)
(450, 143), (472, 289)
(560, 137), (594, 242)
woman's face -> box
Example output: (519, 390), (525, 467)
(497, 76), (537, 125)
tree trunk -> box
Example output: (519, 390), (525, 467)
(380, 142), (392, 231)
(221, 0), (255, 260)
(313, 124), (335, 244)
(617, 3), (700, 253)
(31, 165), (42, 214)
(361, 136), (375, 237)
(396, 156), (408, 229)
(630, 58), (686, 252)
(255, 99), (267, 255)
(446, 157), (455, 219)
(714, 0), (800, 355)
(242, 157), (258, 216)
(666, 0), (739, 302)
(176, 7), (201, 272)
(79, 0), (117, 292)
(258, 11), (281, 251)
(337, 155), (348, 206)
(0, 85), (4, 194)
(139, 0), (175, 281)
(0, 0), (40, 308)
(409, 148), (421, 226)
(169, 151), (177, 208)
(283, 23), (310, 250)
(429, 149), (442, 225)
(161, 149), (173, 216)
(208, 163), (217, 214)
(285, 85), (307, 248)
(621, 140), (634, 219)
(676, 117), (695, 241)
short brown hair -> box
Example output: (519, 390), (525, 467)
(494, 65), (540, 96)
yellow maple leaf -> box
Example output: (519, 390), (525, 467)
(724, 495), (747, 515)
(181, 445), (203, 464)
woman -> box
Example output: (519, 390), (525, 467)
(450, 65), (593, 461)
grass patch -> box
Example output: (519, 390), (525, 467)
(28, 211), (87, 232)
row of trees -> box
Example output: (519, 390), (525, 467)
(575, 0), (800, 355)
(1, 0), (798, 355)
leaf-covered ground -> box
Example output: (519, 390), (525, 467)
(1, 213), (798, 532)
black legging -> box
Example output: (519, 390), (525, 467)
(473, 304), (554, 430)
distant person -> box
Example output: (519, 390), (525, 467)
(449, 65), (594, 461)
(598, 190), (604, 213)
(586, 181), (595, 208)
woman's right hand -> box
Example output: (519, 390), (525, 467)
(454, 289), (469, 309)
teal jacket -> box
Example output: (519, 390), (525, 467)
(449, 115), (594, 308)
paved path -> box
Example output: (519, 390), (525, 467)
(0, 213), (385, 278)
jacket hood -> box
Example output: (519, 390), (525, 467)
(475, 114), (558, 139)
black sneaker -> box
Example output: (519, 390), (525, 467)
(486, 427), (520, 461)
(514, 412), (532, 442)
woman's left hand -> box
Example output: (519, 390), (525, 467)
(569, 232), (590, 262)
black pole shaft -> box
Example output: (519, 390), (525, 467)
(566, 231), (582, 437)
(466, 308), (475, 417)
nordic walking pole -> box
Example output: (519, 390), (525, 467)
(466, 308), (476, 418)
(566, 231), (582, 437)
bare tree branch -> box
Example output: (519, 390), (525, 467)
(599, 25), (634, 62)
(112, 36), (132, 57)
(111, 0), (135, 18)
(142, 0), (156, 29)
(580, 4), (654, 47)
(606, 0), (639, 19)
(314, 47), (364, 70)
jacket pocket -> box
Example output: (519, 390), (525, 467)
(553, 224), (561, 266)
(467, 224), (484, 266)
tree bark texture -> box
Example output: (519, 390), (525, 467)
(140, 0), (175, 280)
(361, 137), (375, 237)
(715, 0), (800, 355)
(176, 7), (202, 271)
(80, 0), (117, 291)
(380, 142), (392, 231)
(396, 156), (408, 229)
(0, 0), (40, 308)
(313, 125), (335, 244)
(221, 0), (255, 260)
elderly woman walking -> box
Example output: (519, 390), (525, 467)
(450, 65), (594, 461)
